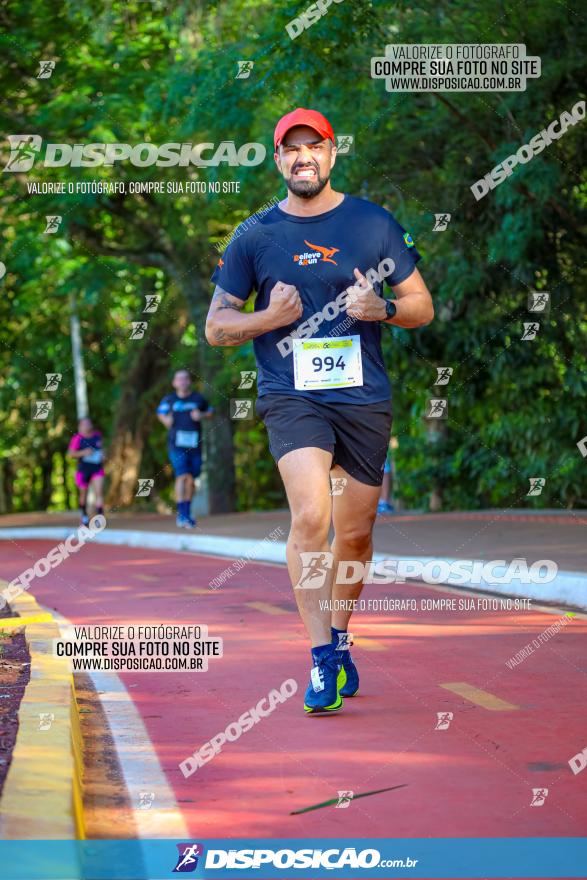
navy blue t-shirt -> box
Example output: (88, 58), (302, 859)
(210, 194), (422, 404)
(156, 392), (210, 448)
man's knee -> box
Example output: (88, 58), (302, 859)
(290, 507), (330, 545)
(335, 522), (374, 556)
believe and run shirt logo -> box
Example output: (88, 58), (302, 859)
(294, 239), (340, 266)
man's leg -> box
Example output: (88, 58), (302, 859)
(278, 447), (333, 648)
(184, 474), (195, 502)
(184, 460), (198, 526)
(278, 446), (347, 713)
(173, 458), (192, 526)
(331, 464), (380, 630)
(174, 474), (185, 502)
(329, 465), (380, 697)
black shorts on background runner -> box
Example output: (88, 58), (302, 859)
(256, 394), (392, 486)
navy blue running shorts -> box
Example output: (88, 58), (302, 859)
(255, 394), (392, 487)
(168, 445), (202, 478)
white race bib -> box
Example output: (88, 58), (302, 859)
(293, 336), (363, 391)
(175, 430), (198, 449)
(84, 449), (103, 464)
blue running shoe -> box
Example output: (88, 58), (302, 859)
(176, 514), (190, 528)
(304, 646), (346, 714)
(184, 515), (197, 528)
(332, 631), (359, 697)
(377, 500), (395, 516)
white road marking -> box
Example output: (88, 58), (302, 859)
(2, 526), (586, 610)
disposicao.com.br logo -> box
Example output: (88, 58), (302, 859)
(202, 846), (417, 870)
(2, 135), (266, 171)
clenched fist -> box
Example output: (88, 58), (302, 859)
(345, 268), (387, 321)
(266, 281), (303, 329)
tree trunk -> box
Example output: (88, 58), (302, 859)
(206, 412), (236, 514)
(187, 287), (237, 514)
(0, 461), (9, 514)
(39, 450), (53, 510)
(426, 420), (446, 512)
(106, 310), (187, 508)
(61, 451), (71, 510)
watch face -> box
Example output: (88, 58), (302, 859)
(385, 300), (396, 319)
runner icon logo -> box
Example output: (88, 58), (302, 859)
(435, 711), (453, 731)
(329, 476), (347, 496)
(528, 292), (550, 313)
(44, 215), (62, 233)
(433, 213), (451, 232)
(434, 367), (453, 385)
(530, 788), (549, 806)
(138, 791), (155, 810)
(143, 294), (161, 313)
(173, 843), (204, 873)
(426, 398), (448, 419)
(2, 135), (42, 172)
(130, 321), (148, 340)
(336, 134), (354, 154)
(238, 370), (257, 389)
(37, 60), (56, 79)
(44, 373), (62, 391)
(336, 632), (352, 651)
(296, 552), (334, 589)
(230, 399), (253, 419)
(521, 321), (540, 340)
(38, 712), (54, 731)
(336, 790), (354, 808)
(31, 400), (53, 420)
(136, 479), (154, 497)
(236, 60), (254, 79)
(527, 477), (545, 497)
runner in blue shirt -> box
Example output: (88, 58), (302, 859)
(157, 369), (213, 528)
(207, 108), (434, 714)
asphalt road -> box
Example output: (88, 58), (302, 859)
(1, 537), (585, 841)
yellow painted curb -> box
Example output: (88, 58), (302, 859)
(0, 613), (54, 628)
(0, 586), (86, 839)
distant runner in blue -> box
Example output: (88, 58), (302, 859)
(156, 369), (213, 529)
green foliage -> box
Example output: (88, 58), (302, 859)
(0, 0), (585, 512)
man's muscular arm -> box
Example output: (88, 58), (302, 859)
(345, 267), (434, 328)
(205, 283), (303, 347)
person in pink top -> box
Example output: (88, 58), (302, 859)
(68, 417), (106, 526)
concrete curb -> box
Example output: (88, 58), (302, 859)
(1, 525), (586, 610)
(0, 586), (85, 840)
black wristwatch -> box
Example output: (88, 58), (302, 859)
(383, 299), (397, 321)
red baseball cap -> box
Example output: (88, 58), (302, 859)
(274, 108), (335, 150)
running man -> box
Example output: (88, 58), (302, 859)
(68, 417), (106, 526)
(156, 369), (213, 528)
(206, 108), (434, 713)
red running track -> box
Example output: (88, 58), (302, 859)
(1, 539), (586, 840)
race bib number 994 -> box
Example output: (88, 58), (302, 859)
(293, 336), (363, 390)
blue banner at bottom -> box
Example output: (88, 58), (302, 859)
(0, 838), (584, 879)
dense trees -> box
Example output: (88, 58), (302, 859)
(1, 0), (585, 513)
